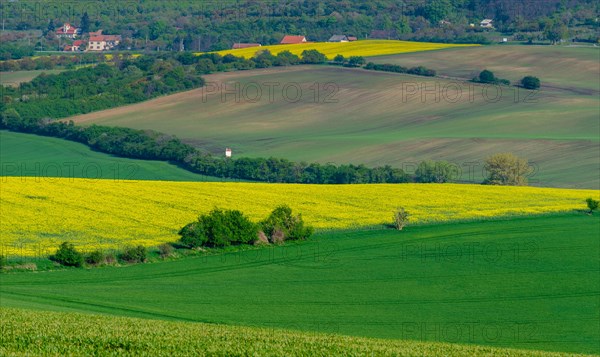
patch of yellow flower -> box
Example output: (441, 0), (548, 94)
(1, 177), (596, 256)
(212, 40), (477, 60)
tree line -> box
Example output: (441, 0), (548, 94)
(3, 0), (597, 54)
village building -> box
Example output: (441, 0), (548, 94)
(56, 23), (80, 38)
(347, 36), (358, 41)
(328, 35), (349, 42)
(480, 19), (493, 28)
(63, 40), (84, 52)
(88, 35), (122, 51)
(280, 35), (307, 44)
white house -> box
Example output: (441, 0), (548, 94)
(87, 34), (122, 51)
(480, 19), (493, 28)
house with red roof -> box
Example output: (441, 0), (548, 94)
(280, 35), (307, 44)
(88, 34), (122, 51)
(63, 40), (84, 52)
(56, 23), (80, 39)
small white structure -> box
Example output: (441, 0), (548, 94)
(502, 37), (508, 42)
(480, 19), (493, 28)
(225, 148), (232, 158)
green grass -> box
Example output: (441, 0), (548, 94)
(67, 46), (600, 189)
(0, 69), (65, 85)
(1, 307), (590, 357)
(1, 214), (598, 354)
(0, 130), (238, 181)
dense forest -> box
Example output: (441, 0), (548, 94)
(1, 0), (597, 54)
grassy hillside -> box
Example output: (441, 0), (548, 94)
(0, 69), (64, 85)
(2, 214), (598, 354)
(68, 52), (600, 189)
(2, 308), (590, 357)
(368, 45), (600, 93)
(0, 130), (232, 182)
(213, 40), (476, 59)
(1, 176), (596, 256)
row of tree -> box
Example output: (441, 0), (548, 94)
(3, 0), (597, 53)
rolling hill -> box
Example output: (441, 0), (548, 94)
(68, 46), (600, 189)
(0, 130), (232, 182)
(2, 214), (598, 354)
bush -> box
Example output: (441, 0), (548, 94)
(333, 54), (345, 64)
(586, 198), (599, 214)
(415, 161), (457, 183)
(260, 205), (313, 243)
(158, 243), (174, 258)
(119, 245), (147, 263)
(85, 250), (104, 265)
(0, 255), (6, 269)
(301, 49), (327, 64)
(478, 69), (496, 83)
(393, 207), (409, 231)
(50, 242), (83, 267)
(483, 153), (530, 186)
(345, 56), (365, 67)
(521, 76), (540, 89)
(179, 208), (258, 248)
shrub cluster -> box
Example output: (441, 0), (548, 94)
(473, 69), (510, 85)
(260, 205), (314, 243)
(50, 242), (84, 267)
(179, 205), (313, 248)
(364, 62), (436, 76)
(179, 209), (259, 248)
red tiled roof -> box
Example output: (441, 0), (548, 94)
(73, 40), (84, 46)
(57, 23), (78, 34)
(90, 35), (121, 42)
(280, 35), (307, 44)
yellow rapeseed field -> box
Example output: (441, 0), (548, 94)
(0, 177), (598, 255)
(212, 40), (476, 60)
(0, 177), (596, 256)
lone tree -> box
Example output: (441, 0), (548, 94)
(393, 207), (409, 231)
(478, 69), (496, 83)
(586, 198), (599, 215)
(483, 153), (530, 186)
(521, 76), (541, 90)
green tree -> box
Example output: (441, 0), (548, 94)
(333, 54), (345, 64)
(393, 207), (409, 231)
(260, 205), (313, 242)
(179, 208), (258, 247)
(347, 56), (366, 67)
(545, 24), (568, 44)
(521, 76), (540, 89)
(422, 0), (451, 24)
(586, 198), (599, 214)
(301, 49), (327, 64)
(119, 245), (147, 263)
(196, 58), (217, 74)
(80, 12), (90, 34)
(274, 50), (300, 66)
(483, 153), (530, 186)
(478, 69), (496, 83)
(50, 242), (83, 267)
(415, 161), (456, 183)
